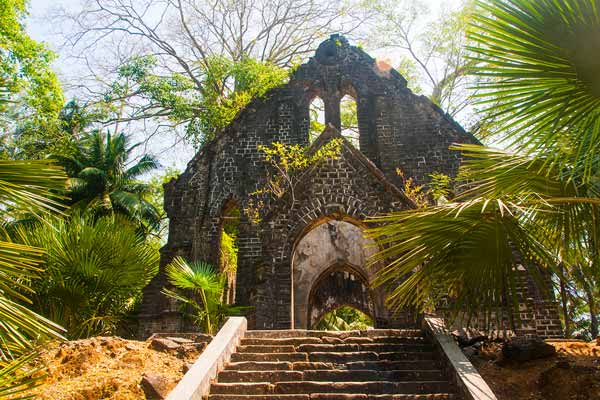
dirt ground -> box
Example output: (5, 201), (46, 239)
(471, 340), (600, 400)
(28, 336), (205, 400)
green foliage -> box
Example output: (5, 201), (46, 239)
(107, 56), (288, 147)
(428, 172), (452, 203)
(16, 213), (159, 339)
(2, 99), (111, 161)
(0, 0), (64, 123)
(340, 96), (359, 148)
(197, 57), (289, 145)
(259, 139), (342, 178)
(0, 352), (44, 399)
(0, 0), (67, 161)
(163, 257), (248, 334)
(54, 130), (161, 233)
(395, 168), (429, 208)
(315, 306), (373, 331)
(0, 160), (67, 352)
(247, 139), (342, 223)
(147, 167), (181, 241)
(308, 97), (325, 142)
(395, 56), (423, 94)
(0, 158), (67, 397)
(111, 55), (197, 122)
(468, 0), (600, 181)
(220, 231), (238, 274)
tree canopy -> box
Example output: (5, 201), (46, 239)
(0, 0), (63, 137)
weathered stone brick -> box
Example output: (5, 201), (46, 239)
(137, 35), (562, 338)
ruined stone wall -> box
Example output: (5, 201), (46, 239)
(138, 35), (562, 337)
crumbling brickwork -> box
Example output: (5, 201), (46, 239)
(138, 35), (562, 338)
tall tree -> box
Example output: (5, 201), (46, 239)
(369, 0), (600, 337)
(361, 0), (477, 123)
(0, 0), (65, 159)
(55, 130), (161, 233)
(50, 0), (369, 147)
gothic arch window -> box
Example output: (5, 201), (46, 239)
(340, 94), (359, 149)
(219, 199), (240, 304)
(308, 96), (325, 143)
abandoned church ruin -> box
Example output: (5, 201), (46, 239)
(138, 35), (562, 338)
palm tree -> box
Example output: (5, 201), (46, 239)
(162, 257), (249, 334)
(368, 0), (600, 336)
(0, 159), (67, 398)
(162, 257), (224, 335)
(16, 212), (159, 339)
(55, 130), (161, 233)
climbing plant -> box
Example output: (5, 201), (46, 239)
(245, 139), (342, 223)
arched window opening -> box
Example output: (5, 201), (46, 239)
(314, 305), (374, 331)
(309, 96), (325, 143)
(340, 95), (359, 149)
(220, 201), (240, 304)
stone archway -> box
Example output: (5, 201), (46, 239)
(308, 265), (374, 329)
(291, 219), (384, 329)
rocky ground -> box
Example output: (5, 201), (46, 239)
(467, 339), (600, 400)
(29, 334), (211, 400)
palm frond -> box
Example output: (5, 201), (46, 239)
(165, 257), (222, 295)
(16, 213), (159, 339)
(124, 154), (160, 180)
(0, 160), (67, 219)
(468, 0), (600, 181)
(368, 198), (553, 316)
(0, 352), (44, 400)
(452, 143), (598, 200)
(369, 143), (599, 321)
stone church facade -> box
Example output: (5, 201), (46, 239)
(138, 35), (562, 338)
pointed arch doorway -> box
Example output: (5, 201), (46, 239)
(291, 218), (385, 329)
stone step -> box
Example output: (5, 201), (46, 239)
(244, 330), (423, 339)
(242, 338), (325, 346)
(376, 352), (438, 362)
(239, 345), (298, 353)
(210, 381), (452, 395)
(240, 337), (428, 347)
(226, 361), (294, 371)
(345, 360), (444, 371)
(218, 369), (447, 383)
(308, 351), (437, 364)
(299, 344), (433, 353)
(209, 394), (456, 400)
(230, 351), (438, 364)
(210, 396), (308, 400)
(346, 337), (428, 344)
(225, 360), (443, 372)
(310, 395), (456, 400)
(237, 344), (432, 354)
(231, 352), (309, 363)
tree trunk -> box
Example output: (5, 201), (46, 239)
(558, 265), (571, 338)
(583, 281), (599, 339)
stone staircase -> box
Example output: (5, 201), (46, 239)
(207, 329), (458, 400)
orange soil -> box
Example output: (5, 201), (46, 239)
(29, 336), (202, 400)
(472, 341), (600, 400)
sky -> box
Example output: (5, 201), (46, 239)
(25, 0), (463, 173)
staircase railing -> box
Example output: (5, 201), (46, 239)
(166, 317), (247, 400)
(423, 317), (497, 400)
